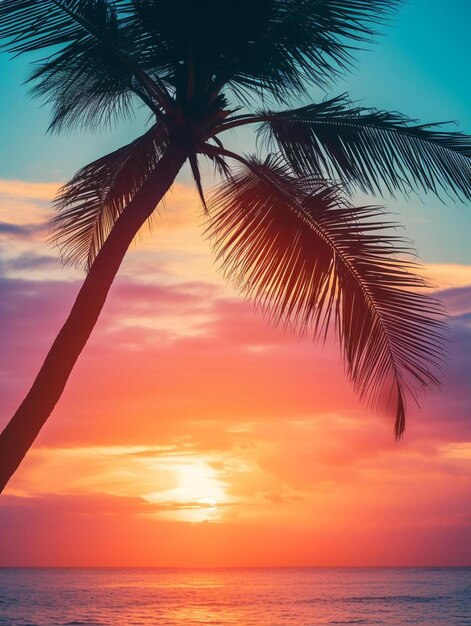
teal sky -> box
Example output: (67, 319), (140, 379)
(0, 0), (470, 263)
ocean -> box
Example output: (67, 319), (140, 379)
(0, 567), (470, 625)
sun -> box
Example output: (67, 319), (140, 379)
(142, 454), (228, 522)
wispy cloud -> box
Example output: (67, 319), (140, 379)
(0, 179), (60, 201)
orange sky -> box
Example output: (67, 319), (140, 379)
(1, 179), (471, 566)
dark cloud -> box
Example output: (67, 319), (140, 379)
(0, 221), (45, 237)
(6, 253), (59, 272)
(438, 285), (471, 316)
(0, 222), (29, 235)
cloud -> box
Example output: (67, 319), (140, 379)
(0, 179), (58, 230)
(0, 222), (32, 235)
(424, 263), (471, 290)
(439, 285), (471, 316)
(0, 179), (60, 201)
(2, 278), (470, 449)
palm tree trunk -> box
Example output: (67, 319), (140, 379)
(0, 136), (190, 493)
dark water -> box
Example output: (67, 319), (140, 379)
(0, 567), (470, 625)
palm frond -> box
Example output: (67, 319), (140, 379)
(206, 156), (445, 437)
(232, 0), (400, 97)
(29, 32), (136, 132)
(257, 94), (471, 199)
(0, 0), (170, 126)
(51, 123), (168, 269)
(188, 154), (208, 213)
(0, 0), (90, 53)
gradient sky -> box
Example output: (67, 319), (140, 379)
(0, 0), (471, 566)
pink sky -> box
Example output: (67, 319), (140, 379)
(1, 179), (470, 566)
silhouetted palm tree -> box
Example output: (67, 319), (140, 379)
(0, 0), (470, 492)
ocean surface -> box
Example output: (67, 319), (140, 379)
(0, 567), (470, 626)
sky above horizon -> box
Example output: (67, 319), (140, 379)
(1, 0), (471, 567)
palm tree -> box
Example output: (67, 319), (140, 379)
(0, 0), (470, 494)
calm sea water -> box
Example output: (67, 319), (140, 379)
(0, 567), (470, 626)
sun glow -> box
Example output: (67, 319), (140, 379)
(7, 446), (231, 523)
(143, 456), (228, 522)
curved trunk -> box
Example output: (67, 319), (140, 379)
(0, 138), (189, 493)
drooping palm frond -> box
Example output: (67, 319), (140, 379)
(254, 95), (471, 199)
(29, 21), (136, 133)
(51, 123), (168, 268)
(0, 0), (170, 127)
(188, 154), (209, 213)
(206, 156), (445, 437)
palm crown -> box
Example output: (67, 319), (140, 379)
(1, 0), (470, 490)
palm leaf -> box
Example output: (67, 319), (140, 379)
(0, 0), (169, 126)
(51, 123), (168, 269)
(0, 0), (91, 53)
(206, 156), (445, 437)
(235, 0), (400, 96)
(257, 94), (471, 199)
(29, 24), (136, 132)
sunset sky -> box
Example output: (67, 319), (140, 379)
(1, 0), (471, 566)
